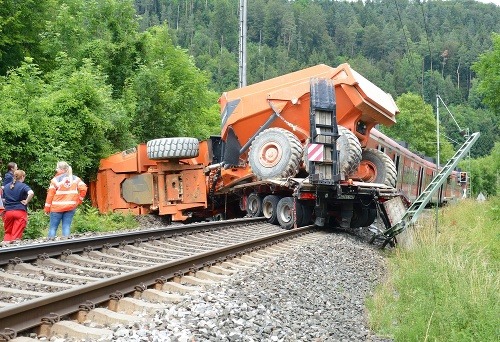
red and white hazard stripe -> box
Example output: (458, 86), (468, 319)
(307, 143), (324, 162)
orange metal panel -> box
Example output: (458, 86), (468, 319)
(219, 63), (399, 151)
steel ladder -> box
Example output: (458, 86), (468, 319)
(379, 131), (480, 246)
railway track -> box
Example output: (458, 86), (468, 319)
(0, 218), (319, 341)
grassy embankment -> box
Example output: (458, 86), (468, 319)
(0, 201), (138, 240)
(368, 198), (499, 341)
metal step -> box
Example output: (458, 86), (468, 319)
(308, 78), (340, 184)
(379, 132), (480, 244)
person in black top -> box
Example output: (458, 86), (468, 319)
(2, 162), (18, 189)
(2, 169), (34, 243)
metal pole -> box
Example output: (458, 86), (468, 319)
(435, 95), (440, 235)
(238, 0), (247, 88)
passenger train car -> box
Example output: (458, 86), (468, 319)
(367, 128), (466, 205)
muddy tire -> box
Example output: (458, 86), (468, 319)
(304, 125), (362, 176)
(146, 137), (199, 159)
(249, 128), (303, 180)
(359, 148), (397, 187)
(337, 126), (362, 176)
(262, 195), (280, 224)
(246, 193), (263, 217)
(350, 205), (377, 228)
(276, 197), (309, 229)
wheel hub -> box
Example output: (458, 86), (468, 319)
(259, 141), (283, 167)
(356, 160), (378, 182)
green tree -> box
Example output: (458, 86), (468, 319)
(125, 25), (219, 142)
(382, 92), (454, 161)
(473, 32), (500, 115)
(40, 0), (139, 95)
(461, 142), (500, 197)
(0, 57), (133, 203)
(0, 0), (56, 74)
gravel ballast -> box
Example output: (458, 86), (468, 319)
(103, 231), (393, 342)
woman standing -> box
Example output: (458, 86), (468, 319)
(44, 161), (87, 238)
(2, 170), (34, 243)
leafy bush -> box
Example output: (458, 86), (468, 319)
(24, 210), (48, 239)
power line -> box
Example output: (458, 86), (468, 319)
(393, 0), (421, 93)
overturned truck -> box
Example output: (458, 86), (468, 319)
(91, 63), (407, 230)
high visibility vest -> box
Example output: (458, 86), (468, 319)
(45, 174), (87, 213)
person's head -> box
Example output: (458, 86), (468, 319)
(10, 170), (26, 189)
(7, 162), (18, 173)
(56, 161), (73, 179)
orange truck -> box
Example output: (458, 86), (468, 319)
(91, 63), (407, 230)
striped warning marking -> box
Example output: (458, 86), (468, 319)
(308, 143), (324, 162)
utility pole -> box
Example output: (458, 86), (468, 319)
(238, 0), (247, 88)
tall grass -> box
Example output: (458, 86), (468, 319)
(367, 198), (499, 341)
(1, 200), (139, 240)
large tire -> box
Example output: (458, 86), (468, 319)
(359, 148), (397, 187)
(249, 128), (303, 180)
(299, 200), (313, 226)
(246, 193), (263, 217)
(262, 195), (280, 224)
(350, 205), (377, 228)
(276, 197), (308, 230)
(337, 126), (362, 176)
(146, 137), (199, 160)
(304, 125), (362, 176)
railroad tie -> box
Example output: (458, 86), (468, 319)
(49, 320), (113, 340)
(117, 297), (166, 315)
(194, 270), (229, 281)
(239, 254), (263, 263)
(86, 307), (139, 325)
(141, 289), (185, 303)
(207, 265), (237, 275)
(178, 275), (216, 286)
(161, 282), (201, 293)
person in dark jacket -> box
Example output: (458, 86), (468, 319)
(2, 170), (34, 243)
(2, 162), (18, 189)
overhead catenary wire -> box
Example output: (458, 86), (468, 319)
(393, 0), (421, 92)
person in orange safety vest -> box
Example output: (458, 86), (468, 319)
(44, 161), (87, 238)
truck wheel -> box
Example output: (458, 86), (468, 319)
(304, 125), (362, 176)
(146, 137), (199, 159)
(262, 195), (280, 224)
(276, 197), (305, 230)
(350, 206), (377, 228)
(249, 128), (303, 179)
(337, 126), (362, 176)
(246, 193), (263, 217)
(358, 148), (397, 187)
(299, 201), (313, 226)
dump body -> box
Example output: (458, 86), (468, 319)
(219, 63), (398, 151)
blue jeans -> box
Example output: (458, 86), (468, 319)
(48, 209), (76, 237)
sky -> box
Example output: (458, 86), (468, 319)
(475, 0), (500, 5)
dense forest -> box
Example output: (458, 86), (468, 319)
(0, 0), (498, 203)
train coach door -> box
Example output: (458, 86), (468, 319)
(417, 167), (424, 196)
(394, 154), (402, 188)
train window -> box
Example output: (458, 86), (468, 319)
(394, 154), (401, 173)
(380, 146), (385, 153)
(459, 172), (467, 183)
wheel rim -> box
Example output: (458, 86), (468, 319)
(262, 201), (273, 219)
(259, 141), (283, 167)
(357, 160), (378, 182)
(279, 203), (292, 223)
(248, 197), (258, 213)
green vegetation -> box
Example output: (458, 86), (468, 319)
(0, 203), (138, 241)
(368, 198), (500, 341)
(0, 1), (498, 210)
